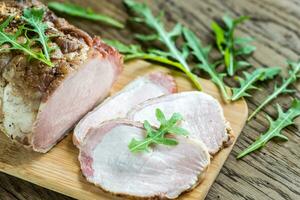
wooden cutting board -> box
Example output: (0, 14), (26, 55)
(0, 60), (248, 200)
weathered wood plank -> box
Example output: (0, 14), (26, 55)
(1, 0), (299, 199)
(0, 173), (71, 200)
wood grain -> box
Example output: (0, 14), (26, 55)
(0, 60), (248, 200)
(1, 0), (300, 200)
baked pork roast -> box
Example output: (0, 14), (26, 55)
(79, 119), (210, 199)
(128, 91), (232, 155)
(0, 1), (122, 152)
(73, 72), (176, 147)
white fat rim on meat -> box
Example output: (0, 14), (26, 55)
(3, 84), (39, 138)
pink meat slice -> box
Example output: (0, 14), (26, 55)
(79, 119), (210, 199)
(128, 91), (232, 155)
(73, 72), (176, 147)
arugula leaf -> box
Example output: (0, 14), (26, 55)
(104, 39), (191, 71)
(212, 16), (256, 76)
(0, 16), (53, 66)
(124, 0), (202, 90)
(128, 109), (189, 153)
(211, 21), (225, 53)
(231, 67), (281, 101)
(48, 2), (124, 29)
(183, 27), (230, 101)
(248, 61), (300, 120)
(22, 8), (53, 64)
(237, 99), (300, 159)
(103, 39), (144, 60)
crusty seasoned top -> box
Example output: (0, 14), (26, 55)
(0, 0), (119, 102)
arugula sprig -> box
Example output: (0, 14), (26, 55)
(124, 0), (202, 90)
(248, 61), (300, 120)
(231, 67), (281, 101)
(22, 8), (53, 65)
(238, 99), (300, 159)
(212, 16), (256, 76)
(129, 109), (189, 153)
(183, 27), (230, 101)
(0, 16), (53, 66)
(48, 2), (124, 29)
(104, 39), (184, 68)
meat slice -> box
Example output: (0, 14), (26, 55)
(128, 91), (232, 155)
(79, 119), (210, 199)
(73, 72), (176, 147)
(0, 1), (122, 152)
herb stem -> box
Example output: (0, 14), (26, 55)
(129, 109), (189, 153)
(238, 100), (300, 159)
(130, 123), (171, 152)
(228, 49), (234, 76)
(248, 80), (290, 120)
(231, 73), (260, 101)
(217, 76), (231, 101)
(183, 27), (229, 100)
(147, 13), (202, 90)
(125, 54), (202, 90)
(124, 0), (202, 90)
(34, 23), (50, 61)
(0, 31), (53, 66)
(248, 63), (300, 121)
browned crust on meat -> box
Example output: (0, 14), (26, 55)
(0, 1), (122, 102)
(52, 17), (93, 46)
(147, 72), (178, 94)
(224, 124), (235, 147)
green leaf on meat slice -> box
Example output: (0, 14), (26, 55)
(129, 109), (189, 153)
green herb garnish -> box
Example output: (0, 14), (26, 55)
(22, 8), (53, 64)
(237, 99), (300, 159)
(129, 109), (189, 153)
(231, 67), (281, 101)
(0, 16), (53, 66)
(248, 61), (300, 120)
(48, 2), (124, 29)
(124, 0), (202, 90)
(104, 39), (188, 71)
(212, 16), (256, 76)
(183, 27), (230, 101)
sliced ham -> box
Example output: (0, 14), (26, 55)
(79, 119), (210, 199)
(0, 1), (122, 152)
(73, 72), (176, 147)
(128, 91), (232, 155)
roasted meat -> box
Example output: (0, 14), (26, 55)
(0, 1), (122, 152)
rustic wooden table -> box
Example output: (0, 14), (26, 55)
(1, 0), (300, 199)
